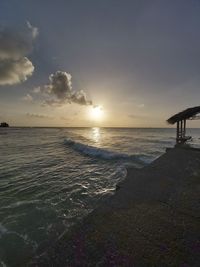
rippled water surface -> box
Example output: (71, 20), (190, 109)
(0, 127), (199, 266)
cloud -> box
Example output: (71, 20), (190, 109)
(60, 116), (70, 121)
(137, 103), (145, 108)
(71, 90), (92, 105)
(128, 114), (148, 119)
(0, 57), (34, 85)
(26, 21), (38, 39)
(33, 71), (92, 106)
(0, 22), (38, 85)
(60, 112), (79, 121)
(22, 93), (33, 102)
(26, 113), (53, 119)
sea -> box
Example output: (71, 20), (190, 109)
(0, 127), (200, 266)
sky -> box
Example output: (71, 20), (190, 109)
(0, 0), (200, 127)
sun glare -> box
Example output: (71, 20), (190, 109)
(90, 106), (104, 121)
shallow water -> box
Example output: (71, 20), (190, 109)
(0, 127), (199, 266)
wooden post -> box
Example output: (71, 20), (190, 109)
(176, 121), (179, 143)
(180, 120), (183, 139)
(184, 119), (186, 137)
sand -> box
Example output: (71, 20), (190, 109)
(30, 147), (200, 267)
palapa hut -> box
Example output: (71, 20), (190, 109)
(167, 106), (200, 144)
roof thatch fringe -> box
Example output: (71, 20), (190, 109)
(167, 106), (200, 124)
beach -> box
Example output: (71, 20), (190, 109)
(31, 146), (200, 267)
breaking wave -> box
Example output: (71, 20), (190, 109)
(64, 138), (145, 163)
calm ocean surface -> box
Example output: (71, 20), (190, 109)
(0, 127), (200, 266)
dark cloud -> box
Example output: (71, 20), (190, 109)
(0, 22), (38, 85)
(71, 90), (92, 105)
(50, 71), (72, 99)
(33, 71), (92, 106)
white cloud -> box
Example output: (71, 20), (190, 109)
(22, 93), (33, 102)
(0, 22), (38, 85)
(0, 57), (34, 85)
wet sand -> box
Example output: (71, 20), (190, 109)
(30, 147), (200, 267)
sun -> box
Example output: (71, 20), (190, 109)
(90, 105), (104, 121)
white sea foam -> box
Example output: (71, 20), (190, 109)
(64, 138), (144, 163)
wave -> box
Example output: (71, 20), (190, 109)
(64, 138), (146, 163)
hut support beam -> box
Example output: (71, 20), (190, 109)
(176, 120), (185, 144)
(176, 121), (179, 143)
(184, 119), (186, 137)
(181, 120), (183, 138)
(176, 119), (189, 144)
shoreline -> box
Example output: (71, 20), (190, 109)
(30, 146), (200, 266)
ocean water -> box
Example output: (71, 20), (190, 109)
(0, 127), (200, 266)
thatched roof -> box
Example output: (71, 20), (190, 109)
(167, 106), (200, 124)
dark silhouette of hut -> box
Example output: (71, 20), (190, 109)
(167, 106), (200, 144)
(0, 122), (9, 127)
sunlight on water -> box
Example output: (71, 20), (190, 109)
(91, 127), (101, 144)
